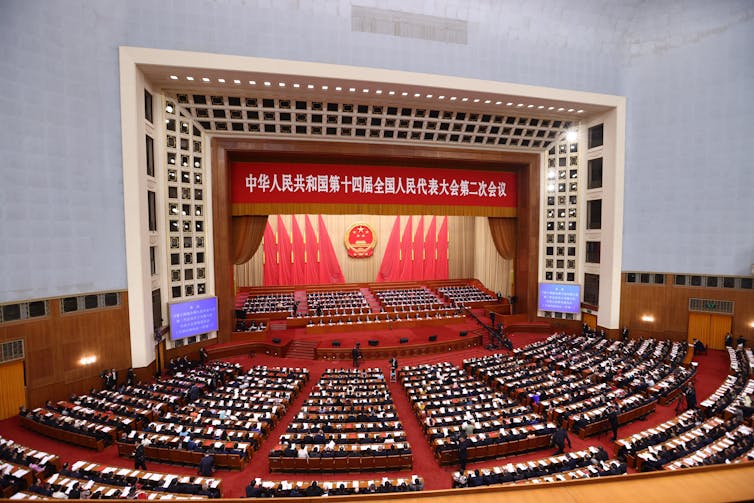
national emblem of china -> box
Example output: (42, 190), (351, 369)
(345, 223), (377, 258)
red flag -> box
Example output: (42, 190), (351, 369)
(398, 216), (414, 281)
(263, 222), (279, 286)
(436, 216), (449, 279)
(423, 216), (437, 280)
(318, 215), (345, 283)
(291, 216), (306, 285)
(304, 215), (319, 284)
(412, 216), (424, 280)
(277, 215), (292, 285)
(376, 216), (401, 282)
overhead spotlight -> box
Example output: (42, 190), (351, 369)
(279, 82), (286, 87)
(165, 104), (174, 113)
(362, 88), (369, 93)
(321, 85), (328, 90)
(293, 83), (300, 88)
(567, 108), (575, 112)
(450, 96), (457, 101)
(461, 97), (468, 102)
(484, 99), (491, 104)
(388, 91), (395, 95)
(558, 107), (565, 111)
(401, 92), (408, 96)
(263, 81), (271, 86)
(169, 75), (178, 80)
(548, 106), (555, 110)
(537, 105), (544, 109)
(438, 95), (445, 99)
(217, 78), (225, 83)
(516, 103), (524, 107)
(249, 80), (256, 85)
(335, 86), (342, 91)
(577, 109), (584, 113)
(527, 104), (534, 108)
(201, 77), (210, 82)
(473, 98), (480, 103)
(566, 130), (578, 142)
(375, 90), (382, 94)
(414, 93), (421, 97)
(233, 79), (241, 84)
(186, 76), (194, 81)
(506, 102), (513, 106)
(349, 87), (356, 92)
(547, 183), (556, 192)
(426, 94), (433, 98)
(547, 170), (556, 179)
(307, 84), (314, 89)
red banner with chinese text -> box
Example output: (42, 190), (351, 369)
(231, 162), (517, 208)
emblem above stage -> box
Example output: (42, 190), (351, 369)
(345, 222), (376, 258)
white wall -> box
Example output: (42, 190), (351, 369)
(1, 0), (751, 302)
(622, 5), (754, 275)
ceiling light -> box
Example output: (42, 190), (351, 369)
(414, 93), (421, 97)
(558, 107), (565, 111)
(450, 96), (457, 101)
(335, 86), (342, 91)
(279, 82), (286, 87)
(547, 170), (556, 179)
(401, 92), (408, 96)
(186, 76), (194, 81)
(194, 161), (200, 167)
(439, 95), (445, 100)
(547, 183), (556, 192)
(169, 75), (178, 80)
(233, 79), (241, 84)
(517, 103), (524, 107)
(218, 78), (225, 83)
(548, 106), (555, 110)
(426, 94), (433, 98)
(201, 77), (210, 82)
(473, 98), (480, 103)
(249, 80), (256, 85)
(506, 102), (513, 106)
(484, 100), (491, 104)
(263, 81), (271, 86)
(388, 91), (395, 95)
(577, 109), (584, 113)
(567, 108), (574, 112)
(537, 105), (544, 109)
(321, 85), (328, 90)
(363, 89), (369, 93)
(293, 83), (300, 88)
(307, 84), (314, 89)
(527, 104), (534, 108)
(375, 90), (382, 94)
(566, 130), (578, 142)
(461, 97), (468, 102)
(165, 104), (174, 113)
(349, 87), (356, 92)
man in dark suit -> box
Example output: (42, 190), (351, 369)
(352, 343), (362, 368)
(457, 433), (470, 472)
(197, 453), (214, 476)
(134, 442), (147, 470)
(551, 424), (571, 455)
(607, 403), (620, 441)
(685, 384), (697, 410)
(245, 480), (262, 498)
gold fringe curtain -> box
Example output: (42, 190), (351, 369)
(232, 215), (268, 265)
(487, 217), (517, 260)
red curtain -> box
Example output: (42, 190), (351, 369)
(263, 222), (279, 286)
(399, 216), (414, 281)
(277, 215), (292, 286)
(291, 216), (306, 285)
(304, 215), (320, 284)
(318, 215), (345, 283)
(412, 216), (425, 280)
(377, 216), (402, 282)
(424, 216), (437, 280)
(436, 216), (449, 279)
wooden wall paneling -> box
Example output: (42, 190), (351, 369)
(211, 140), (235, 342)
(0, 360), (26, 420)
(709, 314), (732, 350)
(0, 293), (132, 408)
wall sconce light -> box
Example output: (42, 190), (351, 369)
(79, 355), (97, 366)
(641, 315), (655, 323)
(750, 321), (754, 328)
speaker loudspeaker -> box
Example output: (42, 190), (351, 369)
(459, 331), (468, 337)
(429, 335), (437, 342)
(400, 338), (409, 344)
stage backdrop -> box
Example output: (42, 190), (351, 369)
(234, 214), (512, 296)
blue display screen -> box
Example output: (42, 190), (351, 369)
(538, 283), (581, 314)
(169, 297), (219, 340)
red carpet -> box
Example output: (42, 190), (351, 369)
(0, 331), (732, 496)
